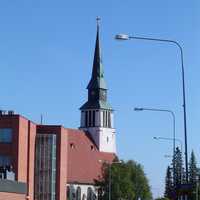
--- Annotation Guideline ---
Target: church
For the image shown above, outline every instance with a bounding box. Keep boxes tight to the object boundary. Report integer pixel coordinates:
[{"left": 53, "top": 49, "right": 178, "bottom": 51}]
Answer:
[{"left": 0, "top": 20, "right": 117, "bottom": 200}]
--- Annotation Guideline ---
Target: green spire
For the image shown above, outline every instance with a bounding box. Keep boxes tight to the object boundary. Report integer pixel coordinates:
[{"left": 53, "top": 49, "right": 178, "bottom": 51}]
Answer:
[
  {"left": 87, "top": 18, "right": 107, "bottom": 90},
  {"left": 80, "top": 18, "right": 112, "bottom": 111}
]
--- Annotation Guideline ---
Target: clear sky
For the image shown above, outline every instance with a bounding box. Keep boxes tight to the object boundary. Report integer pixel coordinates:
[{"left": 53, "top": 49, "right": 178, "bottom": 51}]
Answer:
[{"left": 0, "top": 0, "right": 199, "bottom": 198}]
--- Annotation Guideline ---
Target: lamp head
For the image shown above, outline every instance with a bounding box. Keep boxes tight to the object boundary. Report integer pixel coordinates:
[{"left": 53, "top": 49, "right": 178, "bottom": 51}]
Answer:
[
  {"left": 134, "top": 107, "right": 144, "bottom": 111},
  {"left": 115, "top": 34, "right": 130, "bottom": 40}
]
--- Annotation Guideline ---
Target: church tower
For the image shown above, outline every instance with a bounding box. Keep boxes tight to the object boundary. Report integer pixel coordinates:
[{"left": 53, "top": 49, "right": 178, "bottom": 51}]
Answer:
[{"left": 80, "top": 19, "right": 116, "bottom": 153}]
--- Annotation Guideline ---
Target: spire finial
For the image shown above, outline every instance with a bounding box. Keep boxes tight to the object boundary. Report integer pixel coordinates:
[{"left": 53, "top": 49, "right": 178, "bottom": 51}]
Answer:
[{"left": 96, "top": 16, "right": 101, "bottom": 26}]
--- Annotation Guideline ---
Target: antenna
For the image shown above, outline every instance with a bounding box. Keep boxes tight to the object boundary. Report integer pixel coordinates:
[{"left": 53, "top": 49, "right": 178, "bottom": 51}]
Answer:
[{"left": 40, "top": 114, "right": 43, "bottom": 125}]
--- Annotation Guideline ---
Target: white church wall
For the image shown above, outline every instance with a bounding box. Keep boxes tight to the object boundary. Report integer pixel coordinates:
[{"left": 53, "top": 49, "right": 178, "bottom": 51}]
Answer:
[
  {"left": 67, "top": 183, "right": 98, "bottom": 200},
  {"left": 99, "top": 127, "right": 116, "bottom": 153}
]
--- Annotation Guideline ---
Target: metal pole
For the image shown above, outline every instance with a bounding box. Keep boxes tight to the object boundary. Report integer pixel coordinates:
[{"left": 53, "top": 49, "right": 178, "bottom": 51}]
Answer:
[
  {"left": 109, "top": 164, "right": 111, "bottom": 200},
  {"left": 136, "top": 107, "right": 176, "bottom": 185},
  {"left": 129, "top": 36, "right": 188, "bottom": 183}
]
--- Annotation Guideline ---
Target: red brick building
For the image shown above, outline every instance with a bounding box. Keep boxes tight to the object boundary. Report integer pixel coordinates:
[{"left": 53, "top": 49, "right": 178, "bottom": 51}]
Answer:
[{"left": 0, "top": 21, "right": 116, "bottom": 200}]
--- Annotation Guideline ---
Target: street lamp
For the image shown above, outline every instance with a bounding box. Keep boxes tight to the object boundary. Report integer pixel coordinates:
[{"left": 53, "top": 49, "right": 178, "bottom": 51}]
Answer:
[
  {"left": 99, "top": 160, "right": 122, "bottom": 200},
  {"left": 134, "top": 107, "right": 176, "bottom": 157},
  {"left": 116, "top": 34, "right": 189, "bottom": 183},
  {"left": 134, "top": 107, "right": 176, "bottom": 187},
  {"left": 153, "top": 136, "right": 183, "bottom": 153}
]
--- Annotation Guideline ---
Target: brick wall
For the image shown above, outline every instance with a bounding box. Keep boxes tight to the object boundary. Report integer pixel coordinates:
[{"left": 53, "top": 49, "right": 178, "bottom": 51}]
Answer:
[{"left": 0, "top": 192, "right": 25, "bottom": 200}]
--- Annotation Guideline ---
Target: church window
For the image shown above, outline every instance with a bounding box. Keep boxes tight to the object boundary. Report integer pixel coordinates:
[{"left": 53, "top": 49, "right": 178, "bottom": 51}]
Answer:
[
  {"left": 103, "top": 111, "right": 106, "bottom": 127},
  {"left": 87, "top": 187, "right": 93, "bottom": 200},
  {"left": 90, "top": 145, "right": 94, "bottom": 150},
  {"left": 92, "top": 110, "right": 95, "bottom": 127},
  {"left": 85, "top": 111, "right": 88, "bottom": 127},
  {"left": 67, "top": 186, "right": 70, "bottom": 199},
  {"left": 98, "top": 188, "right": 103, "bottom": 200},
  {"left": 89, "top": 111, "right": 92, "bottom": 127},
  {"left": 108, "top": 112, "right": 111, "bottom": 128},
  {"left": 70, "top": 143, "right": 75, "bottom": 149},
  {"left": 76, "top": 187, "right": 81, "bottom": 200},
  {"left": 106, "top": 111, "right": 108, "bottom": 127},
  {"left": 107, "top": 137, "right": 109, "bottom": 143}
]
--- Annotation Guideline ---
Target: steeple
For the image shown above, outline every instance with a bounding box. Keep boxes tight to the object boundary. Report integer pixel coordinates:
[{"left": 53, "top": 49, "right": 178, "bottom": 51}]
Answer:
[
  {"left": 80, "top": 18, "right": 112, "bottom": 111},
  {"left": 79, "top": 18, "right": 116, "bottom": 153},
  {"left": 87, "top": 17, "right": 107, "bottom": 90}
]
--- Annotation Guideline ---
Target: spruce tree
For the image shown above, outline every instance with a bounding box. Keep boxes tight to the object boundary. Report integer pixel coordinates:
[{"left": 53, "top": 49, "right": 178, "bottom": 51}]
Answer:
[
  {"left": 189, "top": 150, "right": 198, "bottom": 185},
  {"left": 173, "top": 147, "right": 184, "bottom": 187},
  {"left": 164, "top": 166, "right": 173, "bottom": 199}
]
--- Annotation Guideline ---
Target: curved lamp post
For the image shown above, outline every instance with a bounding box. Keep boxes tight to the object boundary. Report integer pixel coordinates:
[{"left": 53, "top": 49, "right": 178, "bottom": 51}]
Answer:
[
  {"left": 134, "top": 107, "right": 176, "bottom": 186},
  {"left": 116, "top": 34, "right": 189, "bottom": 183}
]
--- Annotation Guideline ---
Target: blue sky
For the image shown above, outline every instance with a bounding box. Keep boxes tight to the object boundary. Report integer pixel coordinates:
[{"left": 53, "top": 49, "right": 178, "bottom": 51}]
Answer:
[{"left": 0, "top": 0, "right": 199, "bottom": 198}]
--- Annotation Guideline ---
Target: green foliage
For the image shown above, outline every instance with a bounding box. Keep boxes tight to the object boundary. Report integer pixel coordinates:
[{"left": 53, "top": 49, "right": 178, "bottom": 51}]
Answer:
[
  {"left": 164, "top": 166, "right": 173, "bottom": 199},
  {"left": 189, "top": 150, "right": 198, "bottom": 184},
  {"left": 96, "top": 160, "right": 152, "bottom": 200},
  {"left": 173, "top": 147, "right": 184, "bottom": 186},
  {"left": 188, "top": 150, "right": 199, "bottom": 200}
]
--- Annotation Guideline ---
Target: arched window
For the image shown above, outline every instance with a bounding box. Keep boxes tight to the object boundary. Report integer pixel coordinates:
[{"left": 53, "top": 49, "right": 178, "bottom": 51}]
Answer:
[
  {"left": 67, "top": 186, "right": 70, "bottom": 199},
  {"left": 82, "top": 194, "right": 86, "bottom": 200},
  {"left": 92, "top": 110, "right": 95, "bottom": 127},
  {"left": 87, "top": 187, "right": 93, "bottom": 200},
  {"left": 98, "top": 188, "right": 103, "bottom": 200},
  {"left": 85, "top": 111, "right": 88, "bottom": 127},
  {"left": 89, "top": 110, "right": 92, "bottom": 127},
  {"left": 76, "top": 187, "right": 81, "bottom": 200},
  {"left": 108, "top": 112, "right": 111, "bottom": 128}
]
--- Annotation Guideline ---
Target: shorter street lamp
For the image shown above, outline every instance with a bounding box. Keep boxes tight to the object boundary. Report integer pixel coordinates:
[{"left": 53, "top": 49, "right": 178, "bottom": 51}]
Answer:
[
  {"left": 99, "top": 160, "right": 122, "bottom": 200},
  {"left": 164, "top": 155, "right": 173, "bottom": 158},
  {"left": 134, "top": 107, "right": 176, "bottom": 160},
  {"left": 153, "top": 136, "right": 183, "bottom": 153},
  {"left": 134, "top": 107, "right": 177, "bottom": 191}
]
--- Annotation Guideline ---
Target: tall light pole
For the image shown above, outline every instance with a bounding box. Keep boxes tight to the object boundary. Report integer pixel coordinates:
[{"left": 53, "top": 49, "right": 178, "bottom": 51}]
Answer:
[
  {"left": 116, "top": 34, "right": 189, "bottom": 183},
  {"left": 99, "top": 160, "right": 122, "bottom": 200}
]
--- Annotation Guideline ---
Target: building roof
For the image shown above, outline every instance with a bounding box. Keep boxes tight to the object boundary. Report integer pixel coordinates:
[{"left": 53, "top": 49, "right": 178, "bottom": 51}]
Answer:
[{"left": 67, "top": 129, "right": 116, "bottom": 184}]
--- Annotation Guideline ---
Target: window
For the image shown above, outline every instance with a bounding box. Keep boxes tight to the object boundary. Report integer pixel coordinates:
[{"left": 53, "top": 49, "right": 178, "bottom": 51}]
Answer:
[
  {"left": 107, "top": 137, "right": 109, "bottom": 143},
  {"left": 0, "top": 128, "right": 12, "bottom": 143},
  {"left": 103, "top": 111, "right": 106, "bottom": 127},
  {"left": 106, "top": 111, "right": 108, "bottom": 127},
  {"left": 85, "top": 111, "right": 88, "bottom": 127},
  {"left": 87, "top": 187, "right": 93, "bottom": 200},
  {"left": 89, "top": 111, "right": 92, "bottom": 127},
  {"left": 76, "top": 187, "right": 81, "bottom": 200},
  {"left": 67, "top": 186, "right": 70, "bottom": 199},
  {"left": 108, "top": 112, "right": 111, "bottom": 128},
  {"left": 92, "top": 110, "right": 95, "bottom": 127},
  {"left": 0, "top": 155, "right": 11, "bottom": 166}
]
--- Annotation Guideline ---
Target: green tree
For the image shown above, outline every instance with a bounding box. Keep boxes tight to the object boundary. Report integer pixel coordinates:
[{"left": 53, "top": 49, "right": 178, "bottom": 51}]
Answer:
[
  {"left": 96, "top": 160, "right": 152, "bottom": 200},
  {"left": 155, "top": 198, "right": 170, "bottom": 200},
  {"left": 164, "top": 166, "right": 173, "bottom": 199},
  {"left": 173, "top": 147, "right": 184, "bottom": 187},
  {"left": 189, "top": 150, "right": 198, "bottom": 185},
  {"left": 188, "top": 151, "right": 198, "bottom": 200}
]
